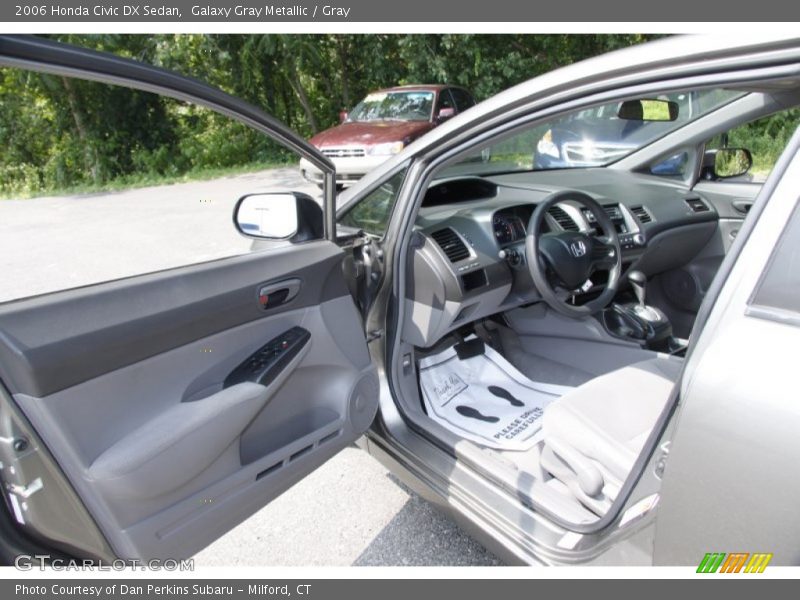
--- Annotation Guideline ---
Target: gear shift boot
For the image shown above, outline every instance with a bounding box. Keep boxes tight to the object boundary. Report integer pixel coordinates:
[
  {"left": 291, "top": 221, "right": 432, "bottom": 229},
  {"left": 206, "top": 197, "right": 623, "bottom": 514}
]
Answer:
[
  {"left": 631, "top": 303, "right": 663, "bottom": 322},
  {"left": 599, "top": 269, "right": 673, "bottom": 350}
]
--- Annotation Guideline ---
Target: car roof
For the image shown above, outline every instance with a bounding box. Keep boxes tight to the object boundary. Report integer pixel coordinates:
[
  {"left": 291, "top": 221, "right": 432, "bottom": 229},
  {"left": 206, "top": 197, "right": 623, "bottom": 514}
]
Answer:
[{"left": 376, "top": 84, "right": 455, "bottom": 94}]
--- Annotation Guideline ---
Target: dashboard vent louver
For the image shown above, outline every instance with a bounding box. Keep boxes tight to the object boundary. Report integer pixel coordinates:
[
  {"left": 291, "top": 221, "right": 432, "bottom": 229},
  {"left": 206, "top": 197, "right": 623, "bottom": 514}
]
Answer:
[
  {"left": 630, "top": 205, "right": 653, "bottom": 223},
  {"left": 603, "top": 205, "right": 623, "bottom": 220},
  {"left": 586, "top": 205, "right": 623, "bottom": 223},
  {"left": 430, "top": 228, "right": 470, "bottom": 262},
  {"left": 685, "top": 197, "right": 710, "bottom": 213},
  {"left": 548, "top": 206, "right": 579, "bottom": 231}
]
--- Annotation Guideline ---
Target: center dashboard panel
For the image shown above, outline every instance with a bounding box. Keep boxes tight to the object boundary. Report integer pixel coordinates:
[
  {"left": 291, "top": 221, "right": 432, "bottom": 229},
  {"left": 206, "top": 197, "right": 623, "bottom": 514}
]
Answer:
[{"left": 403, "top": 172, "right": 720, "bottom": 348}]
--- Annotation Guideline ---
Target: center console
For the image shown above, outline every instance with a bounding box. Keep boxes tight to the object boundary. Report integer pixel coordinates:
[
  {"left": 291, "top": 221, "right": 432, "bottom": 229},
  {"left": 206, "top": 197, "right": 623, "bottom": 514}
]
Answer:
[{"left": 599, "top": 270, "right": 686, "bottom": 354}]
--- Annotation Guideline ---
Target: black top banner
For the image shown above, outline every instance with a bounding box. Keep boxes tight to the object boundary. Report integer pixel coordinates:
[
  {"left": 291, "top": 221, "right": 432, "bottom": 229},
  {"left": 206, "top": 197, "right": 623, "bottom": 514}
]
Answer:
[{"left": 1, "top": 0, "right": 799, "bottom": 22}]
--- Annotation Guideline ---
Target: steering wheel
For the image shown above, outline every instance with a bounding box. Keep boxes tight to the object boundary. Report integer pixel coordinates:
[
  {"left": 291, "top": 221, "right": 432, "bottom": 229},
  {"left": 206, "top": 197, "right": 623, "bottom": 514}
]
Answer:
[{"left": 525, "top": 191, "right": 621, "bottom": 318}]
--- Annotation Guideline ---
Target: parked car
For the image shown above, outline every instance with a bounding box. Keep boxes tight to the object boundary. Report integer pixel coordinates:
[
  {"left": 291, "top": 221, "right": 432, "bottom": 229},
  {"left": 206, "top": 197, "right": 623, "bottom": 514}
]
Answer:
[
  {"left": 533, "top": 92, "right": 716, "bottom": 170},
  {"left": 1, "top": 34, "right": 800, "bottom": 568},
  {"left": 299, "top": 85, "right": 475, "bottom": 187}
]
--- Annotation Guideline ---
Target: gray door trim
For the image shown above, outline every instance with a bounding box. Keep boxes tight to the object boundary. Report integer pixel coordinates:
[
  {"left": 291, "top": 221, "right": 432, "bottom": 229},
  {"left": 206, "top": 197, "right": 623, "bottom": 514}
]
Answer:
[{"left": 0, "top": 242, "right": 349, "bottom": 398}]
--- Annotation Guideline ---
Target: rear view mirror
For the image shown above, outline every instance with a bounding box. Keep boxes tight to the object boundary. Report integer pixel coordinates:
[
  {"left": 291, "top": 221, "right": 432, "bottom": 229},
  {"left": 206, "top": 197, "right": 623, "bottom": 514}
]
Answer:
[
  {"left": 618, "top": 99, "right": 679, "bottom": 122},
  {"left": 712, "top": 147, "right": 753, "bottom": 179},
  {"left": 234, "top": 193, "right": 298, "bottom": 239}
]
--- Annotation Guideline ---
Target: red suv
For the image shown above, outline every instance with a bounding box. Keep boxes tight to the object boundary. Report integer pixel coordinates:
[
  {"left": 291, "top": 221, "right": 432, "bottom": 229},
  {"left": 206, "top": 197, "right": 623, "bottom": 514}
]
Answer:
[{"left": 300, "top": 84, "right": 475, "bottom": 187}]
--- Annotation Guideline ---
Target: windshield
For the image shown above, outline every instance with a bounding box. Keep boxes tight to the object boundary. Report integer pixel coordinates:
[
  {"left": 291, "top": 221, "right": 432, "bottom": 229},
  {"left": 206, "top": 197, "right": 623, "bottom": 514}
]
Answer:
[
  {"left": 348, "top": 90, "right": 435, "bottom": 122},
  {"left": 445, "top": 89, "right": 745, "bottom": 176}
]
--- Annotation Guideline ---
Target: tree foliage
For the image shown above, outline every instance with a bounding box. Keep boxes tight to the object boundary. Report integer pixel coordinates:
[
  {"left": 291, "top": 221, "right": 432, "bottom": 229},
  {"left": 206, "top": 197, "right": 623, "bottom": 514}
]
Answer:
[{"left": 1, "top": 34, "right": 662, "bottom": 196}]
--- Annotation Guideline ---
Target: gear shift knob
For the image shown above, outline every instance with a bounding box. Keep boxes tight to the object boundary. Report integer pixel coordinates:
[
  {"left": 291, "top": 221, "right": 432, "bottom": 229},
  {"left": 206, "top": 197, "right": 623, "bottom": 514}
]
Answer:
[{"left": 627, "top": 270, "right": 647, "bottom": 307}]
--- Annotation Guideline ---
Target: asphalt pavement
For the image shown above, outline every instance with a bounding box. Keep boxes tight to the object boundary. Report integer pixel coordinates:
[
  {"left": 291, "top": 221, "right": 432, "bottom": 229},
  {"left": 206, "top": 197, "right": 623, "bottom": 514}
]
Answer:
[{"left": 0, "top": 167, "right": 502, "bottom": 566}]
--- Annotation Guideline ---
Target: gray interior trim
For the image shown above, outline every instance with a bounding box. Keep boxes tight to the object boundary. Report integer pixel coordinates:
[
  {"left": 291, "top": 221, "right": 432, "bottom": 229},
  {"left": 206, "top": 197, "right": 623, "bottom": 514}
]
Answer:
[
  {"left": 0, "top": 242, "right": 347, "bottom": 397},
  {"left": 88, "top": 381, "right": 274, "bottom": 500},
  {"left": 13, "top": 295, "right": 377, "bottom": 559}
]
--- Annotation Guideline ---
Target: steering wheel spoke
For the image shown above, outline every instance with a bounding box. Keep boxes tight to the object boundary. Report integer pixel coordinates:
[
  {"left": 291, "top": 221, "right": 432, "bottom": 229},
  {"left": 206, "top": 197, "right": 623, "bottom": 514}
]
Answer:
[{"left": 591, "top": 236, "right": 618, "bottom": 269}]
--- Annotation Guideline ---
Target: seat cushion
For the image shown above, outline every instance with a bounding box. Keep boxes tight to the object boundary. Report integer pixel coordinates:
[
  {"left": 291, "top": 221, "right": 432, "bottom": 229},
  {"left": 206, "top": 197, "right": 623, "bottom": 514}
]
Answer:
[{"left": 541, "top": 356, "right": 682, "bottom": 506}]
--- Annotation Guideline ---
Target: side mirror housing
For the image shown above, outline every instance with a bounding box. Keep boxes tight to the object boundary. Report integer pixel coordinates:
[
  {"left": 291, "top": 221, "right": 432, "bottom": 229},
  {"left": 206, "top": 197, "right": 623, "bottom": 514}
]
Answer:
[
  {"left": 233, "top": 192, "right": 323, "bottom": 242},
  {"left": 339, "top": 110, "right": 349, "bottom": 124},
  {"left": 701, "top": 147, "right": 753, "bottom": 180},
  {"left": 618, "top": 99, "right": 679, "bottom": 122},
  {"left": 436, "top": 107, "right": 456, "bottom": 122}
]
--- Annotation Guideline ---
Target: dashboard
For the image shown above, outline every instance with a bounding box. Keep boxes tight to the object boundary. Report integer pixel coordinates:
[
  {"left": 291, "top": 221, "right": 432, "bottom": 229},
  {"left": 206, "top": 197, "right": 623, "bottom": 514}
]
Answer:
[{"left": 403, "top": 170, "right": 720, "bottom": 348}]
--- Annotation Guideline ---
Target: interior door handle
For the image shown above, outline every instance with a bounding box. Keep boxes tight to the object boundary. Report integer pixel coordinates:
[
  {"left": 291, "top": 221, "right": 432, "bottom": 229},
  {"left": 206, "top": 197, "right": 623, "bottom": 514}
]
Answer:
[
  {"left": 258, "top": 278, "right": 301, "bottom": 310},
  {"left": 732, "top": 199, "right": 753, "bottom": 215}
]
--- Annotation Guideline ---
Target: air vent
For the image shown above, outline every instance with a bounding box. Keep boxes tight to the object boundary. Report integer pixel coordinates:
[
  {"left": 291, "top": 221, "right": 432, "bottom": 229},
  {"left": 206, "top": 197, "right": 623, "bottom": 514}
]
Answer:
[
  {"left": 630, "top": 205, "right": 653, "bottom": 223},
  {"left": 585, "top": 205, "right": 623, "bottom": 223},
  {"left": 548, "top": 206, "right": 579, "bottom": 231},
  {"left": 685, "top": 197, "right": 710, "bottom": 213},
  {"left": 430, "top": 228, "right": 470, "bottom": 262},
  {"left": 604, "top": 205, "right": 623, "bottom": 220}
]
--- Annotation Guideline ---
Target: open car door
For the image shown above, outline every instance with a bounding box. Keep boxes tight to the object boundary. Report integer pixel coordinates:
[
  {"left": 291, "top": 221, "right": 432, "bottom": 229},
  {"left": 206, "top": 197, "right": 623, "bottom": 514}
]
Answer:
[{"left": 0, "top": 36, "right": 379, "bottom": 561}]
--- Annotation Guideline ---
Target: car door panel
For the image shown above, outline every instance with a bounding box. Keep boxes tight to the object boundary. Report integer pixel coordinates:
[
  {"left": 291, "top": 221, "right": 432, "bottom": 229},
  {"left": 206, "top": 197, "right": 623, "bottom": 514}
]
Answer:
[
  {"left": 654, "top": 131, "right": 800, "bottom": 565},
  {"left": 0, "top": 36, "right": 378, "bottom": 561},
  {"left": 1, "top": 241, "right": 378, "bottom": 559}
]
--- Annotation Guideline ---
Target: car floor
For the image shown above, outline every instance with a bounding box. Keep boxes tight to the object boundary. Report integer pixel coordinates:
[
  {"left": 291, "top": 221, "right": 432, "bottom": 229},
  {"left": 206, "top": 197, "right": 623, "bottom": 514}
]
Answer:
[
  {"left": 412, "top": 322, "right": 663, "bottom": 524},
  {"left": 495, "top": 325, "right": 595, "bottom": 387}
]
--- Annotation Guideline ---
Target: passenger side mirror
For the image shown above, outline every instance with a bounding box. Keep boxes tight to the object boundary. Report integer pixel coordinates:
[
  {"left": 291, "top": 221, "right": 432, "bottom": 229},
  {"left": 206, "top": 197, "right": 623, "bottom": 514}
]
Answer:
[
  {"left": 437, "top": 107, "right": 456, "bottom": 122},
  {"left": 233, "top": 192, "right": 323, "bottom": 241},
  {"left": 339, "top": 110, "right": 349, "bottom": 124},
  {"left": 618, "top": 99, "right": 679, "bottom": 122},
  {"left": 712, "top": 147, "right": 753, "bottom": 179}
]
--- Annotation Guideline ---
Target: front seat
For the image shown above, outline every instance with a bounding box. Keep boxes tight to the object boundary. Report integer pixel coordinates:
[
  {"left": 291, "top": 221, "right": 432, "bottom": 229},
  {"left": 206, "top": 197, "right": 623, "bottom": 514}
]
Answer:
[{"left": 539, "top": 356, "right": 682, "bottom": 515}]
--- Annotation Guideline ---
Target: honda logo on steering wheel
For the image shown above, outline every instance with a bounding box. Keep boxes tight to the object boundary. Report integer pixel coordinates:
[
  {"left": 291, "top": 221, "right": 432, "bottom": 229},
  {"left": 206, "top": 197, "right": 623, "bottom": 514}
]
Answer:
[{"left": 569, "top": 240, "right": 587, "bottom": 258}]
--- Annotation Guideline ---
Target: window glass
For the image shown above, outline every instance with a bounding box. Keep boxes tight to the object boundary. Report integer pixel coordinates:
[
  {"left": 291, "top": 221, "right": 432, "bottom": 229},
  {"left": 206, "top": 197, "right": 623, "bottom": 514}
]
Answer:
[
  {"left": 450, "top": 88, "right": 475, "bottom": 112},
  {"left": 444, "top": 88, "right": 743, "bottom": 175},
  {"left": 0, "top": 68, "right": 317, "bottom": 303},
  {"left": 750, "top": 200, "right": 800, "bottom": 316},
  {"left": 347, "top": 91, "right": 435, "bottom": 122},
  {"left": 650, "top": 151, "right": 689, "bottom": 176},
  {"left": 338, "top": 170, "right": 407, "bottom": 236},
  {"left": 436, "top": 89, "right": 456, "bottom": 112}
]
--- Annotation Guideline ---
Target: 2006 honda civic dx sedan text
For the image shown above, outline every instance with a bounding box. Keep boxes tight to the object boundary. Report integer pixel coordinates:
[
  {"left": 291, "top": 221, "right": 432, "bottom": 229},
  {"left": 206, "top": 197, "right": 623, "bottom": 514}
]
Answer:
[{"left": 0, "top": 34, "right": 799, "bottom": 567}]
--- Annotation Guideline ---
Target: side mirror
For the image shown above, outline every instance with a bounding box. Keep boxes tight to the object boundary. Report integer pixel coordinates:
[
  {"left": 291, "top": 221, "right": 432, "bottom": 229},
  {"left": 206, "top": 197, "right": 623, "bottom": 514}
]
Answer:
[
  {"left": 233, "top": 192, "right": 323, "bottom": 241},
  {"left": 618, "top": 99, "right": 679, "bottom": 122},
  {"left": 339, "top": 110, "right": 349, "bottom": 124},
  {"left": 713, "top": 147, "right": 753, "bottom": 179},
  {"left": 436, "top": 107, "right": 456, "bottom": 122}
]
